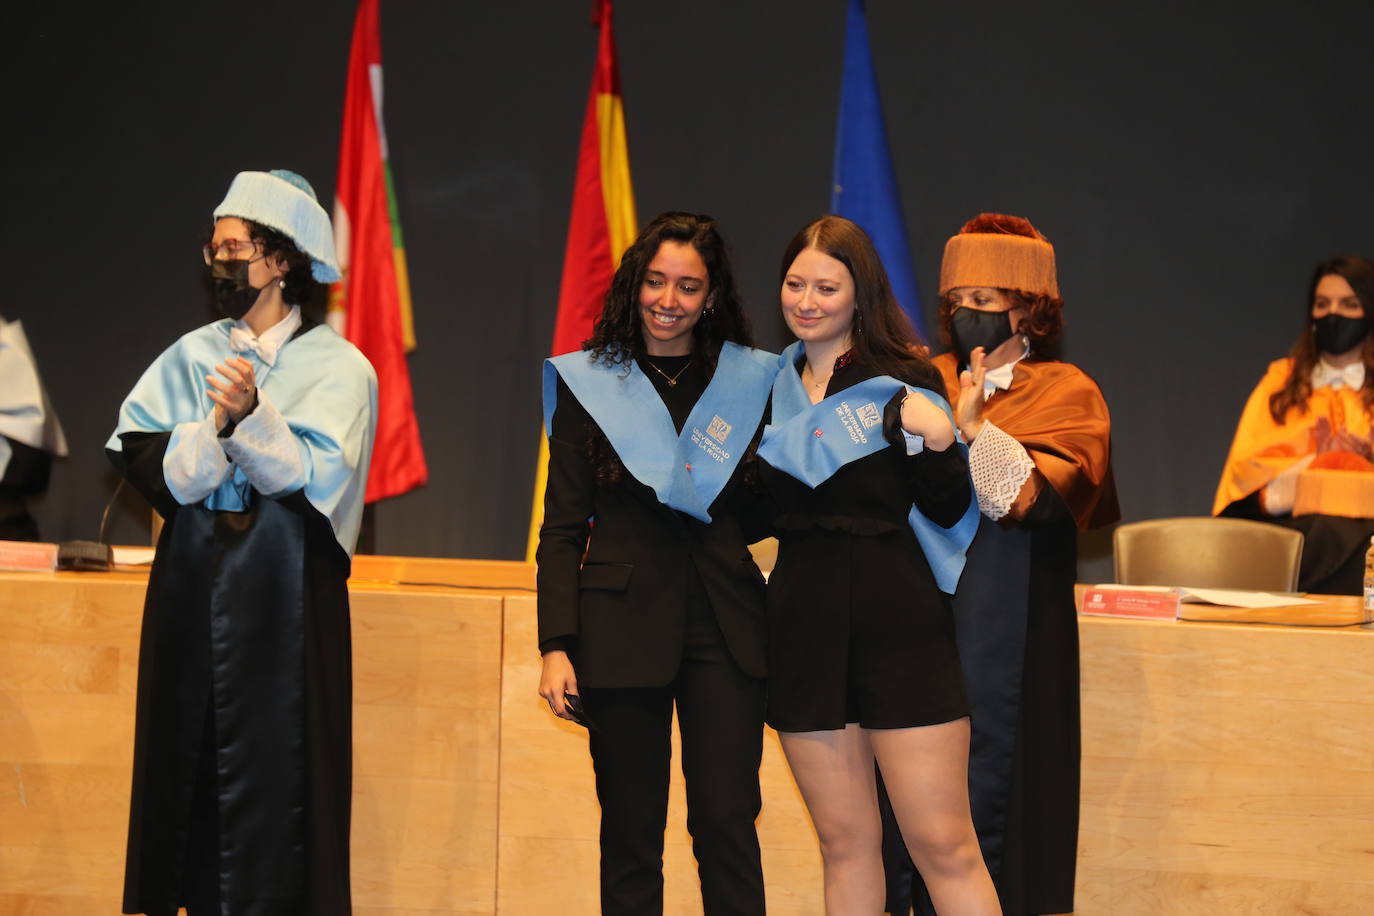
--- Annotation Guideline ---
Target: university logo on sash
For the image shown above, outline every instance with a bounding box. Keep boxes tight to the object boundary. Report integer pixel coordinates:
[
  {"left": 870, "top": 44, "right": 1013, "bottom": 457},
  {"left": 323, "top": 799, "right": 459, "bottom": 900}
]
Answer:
[{"left": 706, "top": 415, "right": 732, "bottom": 444}]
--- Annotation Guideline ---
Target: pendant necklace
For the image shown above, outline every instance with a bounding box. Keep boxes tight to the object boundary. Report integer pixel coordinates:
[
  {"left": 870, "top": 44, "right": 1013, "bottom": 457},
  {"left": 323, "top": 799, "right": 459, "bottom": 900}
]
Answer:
[{"left": 645, "top": 357, "right": 692, "bottom": 387}]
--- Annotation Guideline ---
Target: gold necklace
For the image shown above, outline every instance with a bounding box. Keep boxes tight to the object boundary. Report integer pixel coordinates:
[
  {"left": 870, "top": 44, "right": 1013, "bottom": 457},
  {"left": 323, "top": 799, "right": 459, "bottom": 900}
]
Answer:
[
  {"left": 644, "top": 357, "right": 692, "bottom": 387},
  {"left": 803, "top": 362, "right": 829, "bottom": 390}
]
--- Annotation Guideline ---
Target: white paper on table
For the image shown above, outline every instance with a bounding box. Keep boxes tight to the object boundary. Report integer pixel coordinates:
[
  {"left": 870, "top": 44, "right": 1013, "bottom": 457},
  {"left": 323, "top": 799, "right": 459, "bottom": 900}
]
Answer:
[
  {"left": 110, "top": 546, "right": 156, "bottom": 566},
  {"left": 1091, "top": 583, "right": 1319, "bottom": 608},
  {"left": 1175, "top": 587, "right": 1320, "bottom": 608}
]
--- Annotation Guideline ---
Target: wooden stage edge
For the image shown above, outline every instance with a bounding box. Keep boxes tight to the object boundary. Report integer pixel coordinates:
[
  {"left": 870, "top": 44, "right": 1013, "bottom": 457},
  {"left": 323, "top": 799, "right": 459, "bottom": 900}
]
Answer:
[{"left": 1, "top": 556, "right": 1371, "bottom": 914}]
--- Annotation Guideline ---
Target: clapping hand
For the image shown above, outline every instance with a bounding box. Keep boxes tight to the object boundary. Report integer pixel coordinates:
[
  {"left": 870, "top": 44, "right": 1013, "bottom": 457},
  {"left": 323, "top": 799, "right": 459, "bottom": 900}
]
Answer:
[
  {"left": 207, "top": 356, "right": 257, "bottom": 429},
  {"left": 955, "top": 347, "right": 988, "bottom": 443}
]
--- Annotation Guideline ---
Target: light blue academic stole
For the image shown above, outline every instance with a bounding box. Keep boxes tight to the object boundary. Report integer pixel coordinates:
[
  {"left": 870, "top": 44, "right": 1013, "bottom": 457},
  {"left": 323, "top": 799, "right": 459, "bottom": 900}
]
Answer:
[
  {"left": 757, "top": 341, "right": 978, "bottom": 593},
  {"left": 108, "top": 319, "right": 377, "bottom": 555},
  {"left": 543, "top": 342, "right": 779, "bottom": 522}
]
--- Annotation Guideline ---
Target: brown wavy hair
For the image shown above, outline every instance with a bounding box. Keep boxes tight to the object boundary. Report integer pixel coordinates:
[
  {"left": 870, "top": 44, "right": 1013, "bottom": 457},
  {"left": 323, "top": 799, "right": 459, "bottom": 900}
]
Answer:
[
  {"left": 1268, "top": 254, "right": 1374, "bottom": 422},
  {"left": 779, "top": 215, "right": 935, "bottom": 380}
]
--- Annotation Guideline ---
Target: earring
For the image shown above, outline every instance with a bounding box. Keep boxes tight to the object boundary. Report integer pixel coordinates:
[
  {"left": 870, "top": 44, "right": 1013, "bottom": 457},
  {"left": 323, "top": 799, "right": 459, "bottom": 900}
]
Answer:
[{"left": 278, "top": 279, "right": 286, "bottom": 289}]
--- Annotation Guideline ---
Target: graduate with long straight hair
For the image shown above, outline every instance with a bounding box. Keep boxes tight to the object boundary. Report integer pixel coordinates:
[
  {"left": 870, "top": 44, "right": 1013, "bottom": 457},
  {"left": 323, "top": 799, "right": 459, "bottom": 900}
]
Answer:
[
  {"left": 756, "top": 215, "right": 999, "bottom": 915},
  {"left": 1215, "top": 254, "right": 1374, "bottom": 594},
  {"left": 536, "top": 211, "right": 777, "bottom": 914}
]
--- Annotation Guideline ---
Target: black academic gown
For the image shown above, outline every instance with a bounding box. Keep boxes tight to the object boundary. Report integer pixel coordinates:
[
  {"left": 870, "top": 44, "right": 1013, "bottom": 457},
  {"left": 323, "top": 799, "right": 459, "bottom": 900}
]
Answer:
[
  {"left": 110, "top": 324, "right": 354, "bottom": 916},
  {"left": 0, "top": 435, "right": 50, "bottom": 540}
]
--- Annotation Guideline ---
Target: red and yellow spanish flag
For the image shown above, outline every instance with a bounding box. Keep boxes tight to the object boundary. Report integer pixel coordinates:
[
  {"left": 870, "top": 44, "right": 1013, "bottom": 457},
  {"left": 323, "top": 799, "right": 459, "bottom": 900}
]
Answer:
[
  {"left": 526, "top": 0, "right": 638, "bottom": 559},
  {"left": 331, "top": 0, "right": 427, "bottom": 503}
]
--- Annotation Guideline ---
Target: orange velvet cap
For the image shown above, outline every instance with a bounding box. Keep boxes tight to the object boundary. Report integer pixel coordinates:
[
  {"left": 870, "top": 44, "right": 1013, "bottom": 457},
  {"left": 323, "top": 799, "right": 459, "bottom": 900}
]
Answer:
[{"left": 938, "top": 214, "right": 1060, "bottom": 299}]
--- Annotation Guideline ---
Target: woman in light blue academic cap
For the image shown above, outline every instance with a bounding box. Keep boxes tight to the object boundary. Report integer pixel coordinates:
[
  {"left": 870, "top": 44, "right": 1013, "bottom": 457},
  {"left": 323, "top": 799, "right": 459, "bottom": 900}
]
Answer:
[{"left": 109, "top": 169, "right": 377, "bottom": 916}]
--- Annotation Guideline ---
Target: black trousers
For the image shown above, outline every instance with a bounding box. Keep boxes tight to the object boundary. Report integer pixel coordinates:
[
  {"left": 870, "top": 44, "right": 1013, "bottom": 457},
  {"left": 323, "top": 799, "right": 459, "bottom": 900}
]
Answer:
[{"left": 581, "top": 574, "right": 766, "bottom": 916}]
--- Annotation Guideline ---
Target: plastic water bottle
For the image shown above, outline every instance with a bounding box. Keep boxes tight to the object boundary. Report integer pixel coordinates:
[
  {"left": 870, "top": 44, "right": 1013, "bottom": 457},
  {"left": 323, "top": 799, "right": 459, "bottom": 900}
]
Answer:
[{"left": 1364, "top": 535, "right": 1374, "bottom": 628}]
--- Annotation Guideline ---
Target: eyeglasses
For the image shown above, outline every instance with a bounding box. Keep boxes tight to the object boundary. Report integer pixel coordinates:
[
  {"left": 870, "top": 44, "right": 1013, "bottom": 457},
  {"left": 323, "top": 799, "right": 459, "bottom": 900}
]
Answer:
[{"left": 202, "top": 239, "right": 262, "bottom": 264}]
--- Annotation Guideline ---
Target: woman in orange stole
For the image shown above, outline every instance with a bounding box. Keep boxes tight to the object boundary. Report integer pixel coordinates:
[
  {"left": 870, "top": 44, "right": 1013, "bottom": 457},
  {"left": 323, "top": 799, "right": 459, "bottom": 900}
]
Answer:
[
  {"left": 1214, "top": 254, "right": 1374, "bottom": 595},
  {"left": 883, "top": 214, "right": 1119, "bottom": 916}
]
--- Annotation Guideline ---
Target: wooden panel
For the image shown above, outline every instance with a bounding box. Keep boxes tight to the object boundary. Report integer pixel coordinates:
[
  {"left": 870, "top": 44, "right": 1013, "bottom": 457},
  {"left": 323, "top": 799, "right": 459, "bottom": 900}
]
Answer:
[
  {"left": 350, "top": 589, "right": 502, "bottom": 912},
  {"left": 0, "top": 564, "right": 509, "bottom": 916},
  {"left": 1074, "top": 866, "right": 1374, "bottom": 916},
  {"left": 350, "top": 590, "right": 503, "bottom": 710},
  {"left": 1076, "top": 612, "right": 1374, "bottom": 911},
  {"left": 7, "top": 566, "right": 1371, "bottom": 914},
  {"left": 351, "top": 776, "right": 497, "bottom": 912},
  {"left": 0, "top": 763, "right": 130, "bottom": 849},
  {"left": 0, "top": 894, "right": 121, "bottom": 916},
  {"left": 0, "top": 643, "right": 120, "bottom": 694},
  {"left": 0, "top": 576, "right": 145, "bottom": 646}
]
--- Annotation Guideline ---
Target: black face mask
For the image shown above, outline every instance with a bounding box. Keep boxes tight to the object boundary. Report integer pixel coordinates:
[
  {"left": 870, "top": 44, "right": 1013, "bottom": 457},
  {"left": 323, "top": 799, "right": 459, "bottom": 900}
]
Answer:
[
  {"left": 949, "top": 307, "right": 1014, "bottom": 364},
  {"left": 209, "top": 258, "right": 263, "bottom": 320},
  {"left": 1313, "top": 313, "right": 1367, "bottom": 356}
]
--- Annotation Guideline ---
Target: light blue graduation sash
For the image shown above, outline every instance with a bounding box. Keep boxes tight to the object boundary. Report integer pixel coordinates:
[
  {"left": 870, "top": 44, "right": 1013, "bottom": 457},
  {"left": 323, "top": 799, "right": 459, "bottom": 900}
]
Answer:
[
  {"left": 543, "top": 342, "right": 779, "bottom": 522},
  {"left": 757, "top": 341, "right": 978, "bottom": 593}
]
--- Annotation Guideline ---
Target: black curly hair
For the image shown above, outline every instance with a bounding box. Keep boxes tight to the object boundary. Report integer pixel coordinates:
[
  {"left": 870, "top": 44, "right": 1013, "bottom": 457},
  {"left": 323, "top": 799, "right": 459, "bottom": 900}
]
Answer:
[
  {"left": 244, "top": 221, "right": 324, "bottom": 309},
  {"left": 582, "top": 211, "right": 758, "bottom": 486},
  {"left": 583, "top": 211, "right": 754, "bottom": 375}
]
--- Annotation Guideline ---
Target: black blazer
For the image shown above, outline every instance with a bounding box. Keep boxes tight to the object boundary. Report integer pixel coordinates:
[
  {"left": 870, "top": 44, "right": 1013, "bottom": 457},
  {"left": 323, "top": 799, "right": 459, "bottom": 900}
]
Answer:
[{"left": 536, "top": 372, "right": 768, "bottom": 689}]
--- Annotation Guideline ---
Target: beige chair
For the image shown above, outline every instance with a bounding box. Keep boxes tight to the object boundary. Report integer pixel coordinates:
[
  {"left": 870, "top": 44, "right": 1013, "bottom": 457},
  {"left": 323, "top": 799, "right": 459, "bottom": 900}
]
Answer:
[{"left": 1112, "top": 516, "right": 1304, "bottom": 591}]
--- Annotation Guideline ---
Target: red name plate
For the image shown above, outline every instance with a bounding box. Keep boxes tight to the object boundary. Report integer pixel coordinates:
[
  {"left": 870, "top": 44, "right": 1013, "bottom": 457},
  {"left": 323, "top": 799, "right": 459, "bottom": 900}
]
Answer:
[
  {"left": 1079, "top": 586, "right": 1180, "bottom": 620},
  {"left": 0, "top": 540, "right": 59, "bottom": 572}
]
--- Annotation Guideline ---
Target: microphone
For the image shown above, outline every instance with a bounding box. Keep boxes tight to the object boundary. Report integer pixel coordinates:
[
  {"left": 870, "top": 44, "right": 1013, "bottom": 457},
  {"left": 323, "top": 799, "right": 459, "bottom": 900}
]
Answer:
[{"left": 56, "top": 479, "right": 124, "bottom": 571}]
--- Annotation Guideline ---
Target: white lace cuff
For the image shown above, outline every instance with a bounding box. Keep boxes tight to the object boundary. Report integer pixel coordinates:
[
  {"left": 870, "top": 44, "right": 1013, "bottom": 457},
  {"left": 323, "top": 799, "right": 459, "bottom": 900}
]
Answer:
[
  {"left": 164, "top": 412, "right": 232, "bottom": 505},
  {"left": 220, "top": 392, "right": 307, "bottom": 497},
  {"left": 968, "top": 420, "right": 1035, "bottom": 521}
]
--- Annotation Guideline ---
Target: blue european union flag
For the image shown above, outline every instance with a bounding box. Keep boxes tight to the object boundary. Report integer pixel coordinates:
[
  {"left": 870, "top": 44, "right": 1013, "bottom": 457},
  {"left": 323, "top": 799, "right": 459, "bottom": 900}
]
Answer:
[{"left": 831, "top": 0, "right": 924, "bottom": 337}]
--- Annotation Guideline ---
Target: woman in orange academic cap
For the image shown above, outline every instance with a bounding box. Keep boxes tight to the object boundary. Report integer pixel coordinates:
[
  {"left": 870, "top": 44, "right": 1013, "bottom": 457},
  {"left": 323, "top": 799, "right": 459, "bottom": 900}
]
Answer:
[{"left": 886, "top": 213, "right": 1119, "bottom": 916}]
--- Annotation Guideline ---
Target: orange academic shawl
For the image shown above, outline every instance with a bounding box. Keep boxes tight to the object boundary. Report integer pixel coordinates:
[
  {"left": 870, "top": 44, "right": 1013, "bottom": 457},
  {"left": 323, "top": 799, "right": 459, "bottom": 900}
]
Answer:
[
  {"left": 1213, "top": 357, "right": 1374, "bottom": 515},
  {"left": 933, "top": 355, "right": 1120, "bottom": 531}
]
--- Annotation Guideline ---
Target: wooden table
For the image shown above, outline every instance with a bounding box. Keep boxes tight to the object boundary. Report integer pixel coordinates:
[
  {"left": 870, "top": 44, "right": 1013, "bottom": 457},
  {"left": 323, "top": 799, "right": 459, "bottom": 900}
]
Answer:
[
  {"left": 3, "top": 561, "right": 1371, "bottom": 913},
  {"left": 1075, "top": 590, "right": 1374, "bottom": 913}
]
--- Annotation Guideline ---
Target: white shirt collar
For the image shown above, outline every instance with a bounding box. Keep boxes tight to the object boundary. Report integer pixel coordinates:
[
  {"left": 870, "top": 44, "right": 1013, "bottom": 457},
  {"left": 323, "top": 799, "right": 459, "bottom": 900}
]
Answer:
[
  {"left": 228, "top": 305, "right": 301, "bottom": 367},
  {"left": 978, "top": 338, "right": 1031, "bottom": 401},
  {"left": 1311, "top": 358, "right": 1364, "bottom": 391}
]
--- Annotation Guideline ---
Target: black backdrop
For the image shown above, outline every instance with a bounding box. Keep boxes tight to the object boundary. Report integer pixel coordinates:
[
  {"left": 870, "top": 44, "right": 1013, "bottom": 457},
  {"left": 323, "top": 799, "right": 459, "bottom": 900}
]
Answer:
[{"left": 6, "top": 1, "right": 1371, "bottom": 580}]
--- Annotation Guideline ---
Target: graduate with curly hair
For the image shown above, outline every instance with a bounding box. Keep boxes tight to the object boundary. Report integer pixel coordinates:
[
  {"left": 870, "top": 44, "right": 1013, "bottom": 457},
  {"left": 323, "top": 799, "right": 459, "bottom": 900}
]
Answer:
[{"left": 535, "top": 211, "right": 778, "bottom": 914}]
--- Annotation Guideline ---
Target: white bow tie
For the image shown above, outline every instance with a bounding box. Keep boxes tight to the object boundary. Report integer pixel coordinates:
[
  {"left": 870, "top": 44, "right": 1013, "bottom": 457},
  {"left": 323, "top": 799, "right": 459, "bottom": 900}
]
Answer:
[
  {"left": 228, "top": 326, "right": 280, "bottom": 366},
  {"left": 1312, "top": 361, "right": 1364, "bottom": 390}
]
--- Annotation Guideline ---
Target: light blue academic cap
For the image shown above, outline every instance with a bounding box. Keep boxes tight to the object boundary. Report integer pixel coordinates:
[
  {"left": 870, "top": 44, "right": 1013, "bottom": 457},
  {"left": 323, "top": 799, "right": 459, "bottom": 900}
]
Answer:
[{"left": 213, "top": 169, "right": 341, "bottom": 283}]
